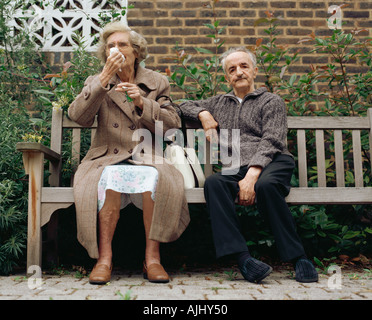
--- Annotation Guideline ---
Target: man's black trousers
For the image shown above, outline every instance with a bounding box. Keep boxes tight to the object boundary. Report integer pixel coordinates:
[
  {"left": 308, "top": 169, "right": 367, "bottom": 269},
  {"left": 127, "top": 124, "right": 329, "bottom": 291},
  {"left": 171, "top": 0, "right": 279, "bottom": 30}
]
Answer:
[{"left": 204, "top": 154, "right": 305, "bottom": 262}]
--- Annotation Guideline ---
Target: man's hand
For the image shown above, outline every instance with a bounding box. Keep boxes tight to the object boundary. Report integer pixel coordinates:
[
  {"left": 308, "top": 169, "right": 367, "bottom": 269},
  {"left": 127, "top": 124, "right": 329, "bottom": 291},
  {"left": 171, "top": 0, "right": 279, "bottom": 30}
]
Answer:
[
  {"left": 198, "top": 110, "right": 219, "bottom": 142},
  {"left": 238, "top": 166, "right": 262, "bottom": 206}
]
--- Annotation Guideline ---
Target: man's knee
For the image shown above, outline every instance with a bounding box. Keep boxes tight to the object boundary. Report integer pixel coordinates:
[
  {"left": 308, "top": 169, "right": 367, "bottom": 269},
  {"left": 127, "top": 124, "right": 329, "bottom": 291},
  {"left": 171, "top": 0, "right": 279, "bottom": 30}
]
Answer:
[
  {"left": 255, "top": 176, "right": 275, "bottom": 196},
  {"left": 255, "top": 176, "right": 290, "bottom": 199},
  {"left": 204, "top": 173, "right": 224, "bottom": 190}
]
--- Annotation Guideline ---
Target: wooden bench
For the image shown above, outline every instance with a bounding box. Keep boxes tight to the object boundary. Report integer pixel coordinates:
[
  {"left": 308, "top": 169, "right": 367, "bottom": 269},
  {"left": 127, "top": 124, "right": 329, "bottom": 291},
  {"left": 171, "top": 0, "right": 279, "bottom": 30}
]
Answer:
[{"left": 16, "top": 107, "right": 372, "bottom": 272}]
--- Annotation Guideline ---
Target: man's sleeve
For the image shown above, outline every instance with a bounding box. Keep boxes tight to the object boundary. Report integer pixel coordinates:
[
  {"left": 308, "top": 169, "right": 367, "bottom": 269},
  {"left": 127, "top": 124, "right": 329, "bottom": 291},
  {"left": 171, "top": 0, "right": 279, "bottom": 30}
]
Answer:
[{"left": 179, "top": 96, "right": 218, "bottom": 121}]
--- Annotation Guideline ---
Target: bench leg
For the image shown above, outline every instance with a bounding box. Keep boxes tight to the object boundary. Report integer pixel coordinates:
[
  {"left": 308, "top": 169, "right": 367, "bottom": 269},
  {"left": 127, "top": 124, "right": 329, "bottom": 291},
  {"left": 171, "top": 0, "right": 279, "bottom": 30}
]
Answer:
[{"left": 23, "top": 151, "right": 44, "bottom": 274}]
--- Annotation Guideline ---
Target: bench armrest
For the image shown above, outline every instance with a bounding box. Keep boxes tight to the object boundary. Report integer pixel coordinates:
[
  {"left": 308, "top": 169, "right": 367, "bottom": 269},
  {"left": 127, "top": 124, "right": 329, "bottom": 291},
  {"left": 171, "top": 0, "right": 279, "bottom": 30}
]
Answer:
[{"left": 16, "top": 142, "right": 61, "bottom": 162}]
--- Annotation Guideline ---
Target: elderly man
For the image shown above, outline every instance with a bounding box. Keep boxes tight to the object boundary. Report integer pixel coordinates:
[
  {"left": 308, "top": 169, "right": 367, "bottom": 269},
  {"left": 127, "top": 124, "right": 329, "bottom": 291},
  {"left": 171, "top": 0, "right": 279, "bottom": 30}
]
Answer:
[{"left": 180, "top": 47, "right": 318, "bottom": 283}]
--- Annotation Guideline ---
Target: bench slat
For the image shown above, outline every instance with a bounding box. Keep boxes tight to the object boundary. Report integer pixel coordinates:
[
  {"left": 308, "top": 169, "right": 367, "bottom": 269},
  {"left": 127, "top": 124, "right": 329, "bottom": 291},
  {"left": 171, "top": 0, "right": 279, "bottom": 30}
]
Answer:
[
  {"left": 63, "top": 116, "right": 98, "bottom": 128},
  {"left": 334, "top": 130, "right": 345, "bottom": 187},
  {"left": 297, "top": 129, "right": 308, "bottom": 187},
  {"left": 315, "top": 130, "right": 326, "bottom": 187},
  {"left": 288, "top": 117, "right": 369, "bottom": 129},
  {"left": 286, "top": 187, "right": 372, "bottom": 205},
  {"left": 72, "top": 128, "right": 81, "bottom": 173},
  {"left": 41, "top": 186, "right": 372, "bottom": 205},
  {"left": 352, "top": 130, "right": 364, "bottom": 187}
]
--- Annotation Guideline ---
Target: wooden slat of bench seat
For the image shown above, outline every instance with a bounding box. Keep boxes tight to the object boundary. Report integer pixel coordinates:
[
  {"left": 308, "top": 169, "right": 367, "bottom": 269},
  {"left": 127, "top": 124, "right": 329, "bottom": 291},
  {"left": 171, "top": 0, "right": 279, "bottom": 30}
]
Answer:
[
  {"left": 42, "top": 186, "right": 372, "bottom": 205},
  {"left": 288, "top": 117, "right": 369, "bottom": 129},
  {"left": 286, "top": 187, "right": 372, "bottom": 205},
  {"left": 41, "top": 187, "right": 209, "bottom": 204},
  {"left": 183, "top": 187, "right": 372, "bottom": 205}
]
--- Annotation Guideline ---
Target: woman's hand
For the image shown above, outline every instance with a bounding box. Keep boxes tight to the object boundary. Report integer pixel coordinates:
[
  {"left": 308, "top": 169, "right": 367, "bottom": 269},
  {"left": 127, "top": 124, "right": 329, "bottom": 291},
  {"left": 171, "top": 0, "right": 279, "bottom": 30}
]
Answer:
[
  {"left": 116, "top": 82, "right": 144, "bottom": 109},
  {"left": 99, "top": 51, "right": 125, "bottom": 88}
]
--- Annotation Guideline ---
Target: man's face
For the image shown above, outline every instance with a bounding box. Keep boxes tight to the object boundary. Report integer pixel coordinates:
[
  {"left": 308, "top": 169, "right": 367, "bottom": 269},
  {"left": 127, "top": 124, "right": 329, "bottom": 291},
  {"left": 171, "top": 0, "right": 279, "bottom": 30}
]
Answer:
[{"left": 224, "top": 51, "right": 258, "bottom": 94}]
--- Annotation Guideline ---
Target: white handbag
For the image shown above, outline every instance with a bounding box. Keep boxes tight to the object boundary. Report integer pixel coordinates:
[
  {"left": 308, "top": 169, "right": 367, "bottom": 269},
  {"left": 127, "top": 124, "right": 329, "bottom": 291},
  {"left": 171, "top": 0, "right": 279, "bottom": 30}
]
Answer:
[
  {"left": 157, "top": 95, "right": 206, "bottom": 190},
  {"left": 164, "top": 144, "right": 205, "bottom": 189}
]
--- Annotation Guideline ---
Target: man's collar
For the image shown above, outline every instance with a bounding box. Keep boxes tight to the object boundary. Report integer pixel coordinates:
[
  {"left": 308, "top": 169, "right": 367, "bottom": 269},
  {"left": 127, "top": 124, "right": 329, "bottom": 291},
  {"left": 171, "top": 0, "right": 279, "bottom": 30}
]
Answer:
[{"left": 225, "top": 86, "right": 268, "bottom": 100}]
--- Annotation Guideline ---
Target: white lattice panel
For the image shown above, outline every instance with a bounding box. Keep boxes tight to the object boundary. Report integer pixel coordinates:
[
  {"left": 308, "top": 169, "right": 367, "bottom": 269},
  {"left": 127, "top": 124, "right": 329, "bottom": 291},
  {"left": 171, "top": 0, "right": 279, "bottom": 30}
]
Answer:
[{"left": 9, "top": 0, "right": 128, "bottom": 52}]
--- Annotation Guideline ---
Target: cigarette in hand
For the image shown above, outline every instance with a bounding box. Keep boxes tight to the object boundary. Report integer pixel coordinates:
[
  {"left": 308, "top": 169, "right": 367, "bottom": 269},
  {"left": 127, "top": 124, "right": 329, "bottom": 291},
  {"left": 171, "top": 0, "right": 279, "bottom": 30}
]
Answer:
[{"left": 118, "top": 85, "right": 133, "bottom": 102}]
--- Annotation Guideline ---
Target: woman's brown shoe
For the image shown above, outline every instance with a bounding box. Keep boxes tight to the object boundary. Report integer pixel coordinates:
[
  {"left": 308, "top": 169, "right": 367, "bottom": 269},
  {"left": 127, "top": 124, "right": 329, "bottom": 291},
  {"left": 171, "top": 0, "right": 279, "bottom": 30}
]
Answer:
[
  {"left": 89, "top": 264, "right": 112, "bottom": 285},
  {"left": 143, "top": 261, "right": 169, "bottom": 283}
]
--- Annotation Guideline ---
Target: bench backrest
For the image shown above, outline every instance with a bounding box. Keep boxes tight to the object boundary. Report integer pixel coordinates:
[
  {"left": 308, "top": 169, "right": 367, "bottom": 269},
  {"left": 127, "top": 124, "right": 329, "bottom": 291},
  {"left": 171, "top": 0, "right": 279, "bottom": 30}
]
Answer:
[{"left": 50, "top": 107, "right": 372, "bottom": 189}]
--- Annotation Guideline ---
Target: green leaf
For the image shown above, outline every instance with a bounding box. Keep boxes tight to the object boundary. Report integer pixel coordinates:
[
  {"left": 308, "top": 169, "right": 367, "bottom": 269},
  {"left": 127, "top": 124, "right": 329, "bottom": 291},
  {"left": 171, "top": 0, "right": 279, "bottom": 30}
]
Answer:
[
  {"left": 194, "top": 47, "right": 214, "bottom": 55},
  {"left": 37, "top": 96, "right": 52, "bottom": 106},
  {"left": 254, "top": 18, "right": 269, "bottom": 27},
  {"left": 33, "top": 89, "right": 53, "bottom": 95},
  {"left": 313, "top": 257, "right": 324, "bottom": 268},
  {"left": 289, "top": 74, "right": 297, "bottom": 86},
  {"left": 343, "top": 231, "right": 360, "bottom": 240},
  {"left": 204, "top": 23, "right": 215, "bottom": 30}
]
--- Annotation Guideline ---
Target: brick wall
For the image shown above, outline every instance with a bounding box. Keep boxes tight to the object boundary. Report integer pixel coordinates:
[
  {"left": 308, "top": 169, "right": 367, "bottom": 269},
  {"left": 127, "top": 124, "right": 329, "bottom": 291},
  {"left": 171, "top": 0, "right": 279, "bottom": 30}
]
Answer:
[{"left": 51, "top": 0, "right": 371, "bottom": 98}]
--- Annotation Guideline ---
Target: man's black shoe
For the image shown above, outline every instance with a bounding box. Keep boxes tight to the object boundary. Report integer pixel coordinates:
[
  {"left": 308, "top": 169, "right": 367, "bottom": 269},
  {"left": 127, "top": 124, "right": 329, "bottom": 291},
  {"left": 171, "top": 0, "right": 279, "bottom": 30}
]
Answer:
[
  {"left": 239, "top": 257, "right": 272, "bottom": 283},
  {"left": 295, "top": 258, "right": 318, "bottom": 283}
]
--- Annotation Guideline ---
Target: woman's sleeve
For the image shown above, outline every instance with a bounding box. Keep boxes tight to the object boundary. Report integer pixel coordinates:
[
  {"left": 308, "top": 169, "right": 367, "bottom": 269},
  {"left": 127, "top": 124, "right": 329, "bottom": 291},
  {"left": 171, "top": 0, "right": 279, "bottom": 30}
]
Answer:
[
  {"left": 135, "top": 75, "right": 181, "bottom": 132},
  {"left": 68, "top": 75, "right": 109, "bottom": 126}
]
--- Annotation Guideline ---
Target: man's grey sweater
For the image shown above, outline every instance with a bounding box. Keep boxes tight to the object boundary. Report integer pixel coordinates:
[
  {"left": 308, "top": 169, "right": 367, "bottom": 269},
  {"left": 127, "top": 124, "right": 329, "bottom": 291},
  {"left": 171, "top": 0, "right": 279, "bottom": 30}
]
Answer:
[{"left": 179, "top": 87, "right": 293, "bottom": 171}]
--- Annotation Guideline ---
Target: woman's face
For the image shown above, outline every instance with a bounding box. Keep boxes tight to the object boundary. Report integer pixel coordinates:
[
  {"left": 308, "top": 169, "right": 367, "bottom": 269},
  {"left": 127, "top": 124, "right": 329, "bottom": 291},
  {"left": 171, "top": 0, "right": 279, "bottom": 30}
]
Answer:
[{"left": 105, "top": 31, "right": 138, "bottom": 69}]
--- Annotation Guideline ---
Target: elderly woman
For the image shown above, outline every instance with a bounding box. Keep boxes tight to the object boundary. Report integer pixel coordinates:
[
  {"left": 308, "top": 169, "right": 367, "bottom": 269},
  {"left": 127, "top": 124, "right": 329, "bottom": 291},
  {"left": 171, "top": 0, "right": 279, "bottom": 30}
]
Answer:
[{"left": 68, "top": 22, "right": 190, "bottom": 285}]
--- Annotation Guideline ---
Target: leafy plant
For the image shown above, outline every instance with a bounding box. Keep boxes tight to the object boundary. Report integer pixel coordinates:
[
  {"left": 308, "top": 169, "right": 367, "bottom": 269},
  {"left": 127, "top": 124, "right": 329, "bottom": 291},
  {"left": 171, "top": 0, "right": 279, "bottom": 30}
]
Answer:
[
  {"left": 115, "top": 289, "right": 133, "bottom": 300},
  {"left": 167, "top": 0, "right": 229, "bottom": 100},
  {"left": 290, "top": 27, "right": 372, "bottom": 116},
  {"left": 41, "top": 35, "right": 102, "bottom": 113},
  {"left": 224, "top": 269, "right": 238, "bottom": 281},
  {"left": 252, "top": 11, "right": 300, "bottom": 93}
]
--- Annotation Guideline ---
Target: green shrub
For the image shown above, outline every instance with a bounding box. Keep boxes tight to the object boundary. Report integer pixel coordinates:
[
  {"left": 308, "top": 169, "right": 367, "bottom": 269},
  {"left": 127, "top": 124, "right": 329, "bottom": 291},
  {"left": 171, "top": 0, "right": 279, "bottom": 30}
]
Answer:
[{"left": 0, "top": 0, "right": 50, "bottom": 274}]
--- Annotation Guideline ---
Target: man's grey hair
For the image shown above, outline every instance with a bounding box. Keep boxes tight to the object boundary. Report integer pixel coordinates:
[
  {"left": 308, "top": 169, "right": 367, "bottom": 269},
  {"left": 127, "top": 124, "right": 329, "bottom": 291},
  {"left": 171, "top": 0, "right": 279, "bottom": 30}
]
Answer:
[{"left": 220, "top": 47, "right": 257, "bottom": 73}]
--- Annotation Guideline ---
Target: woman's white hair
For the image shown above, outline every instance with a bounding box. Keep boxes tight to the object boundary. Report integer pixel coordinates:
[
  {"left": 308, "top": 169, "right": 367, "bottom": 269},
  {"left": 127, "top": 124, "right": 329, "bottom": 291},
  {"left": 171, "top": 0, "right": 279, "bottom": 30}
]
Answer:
[
  {"left": 96, "top": 21, "right": 148, "bottom": 65},
  {"left": 220, "top": 47, "right": 257, "bottom": 73}
]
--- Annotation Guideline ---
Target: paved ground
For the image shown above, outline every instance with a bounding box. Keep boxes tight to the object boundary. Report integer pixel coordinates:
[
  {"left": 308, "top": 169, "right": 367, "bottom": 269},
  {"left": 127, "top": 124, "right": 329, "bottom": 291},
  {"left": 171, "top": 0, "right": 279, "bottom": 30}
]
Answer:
[{"left": 1, "top": 264, "right": 371, "bottom": 301}]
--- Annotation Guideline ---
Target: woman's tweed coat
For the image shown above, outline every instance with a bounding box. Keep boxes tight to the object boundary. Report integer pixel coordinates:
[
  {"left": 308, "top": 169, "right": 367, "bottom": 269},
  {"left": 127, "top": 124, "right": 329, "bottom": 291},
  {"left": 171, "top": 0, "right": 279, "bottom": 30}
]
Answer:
[{"left": 68, "top": 66, "right": 190, "bottom": 259}]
